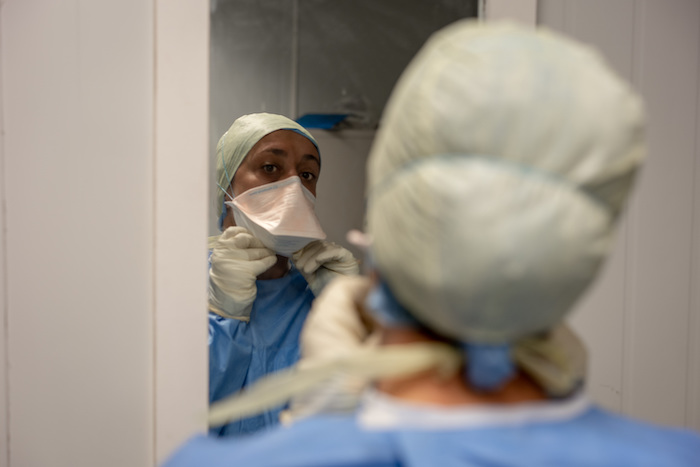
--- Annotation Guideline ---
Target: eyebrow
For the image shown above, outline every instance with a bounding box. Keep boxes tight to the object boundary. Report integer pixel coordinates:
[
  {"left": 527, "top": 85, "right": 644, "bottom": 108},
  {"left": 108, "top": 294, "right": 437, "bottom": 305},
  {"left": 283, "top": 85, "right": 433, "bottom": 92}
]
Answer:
[
  {"left": 303, "top": 153, "right": 321, "bottom": 167},
  {"left": 262, "top": 148, "right": 320, "bottom": 167}
]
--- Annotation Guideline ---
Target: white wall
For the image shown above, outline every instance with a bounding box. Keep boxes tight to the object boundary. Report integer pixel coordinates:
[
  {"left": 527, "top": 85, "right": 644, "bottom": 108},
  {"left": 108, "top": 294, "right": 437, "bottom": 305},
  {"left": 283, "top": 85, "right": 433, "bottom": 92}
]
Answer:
[
  {"left": 154, "top": 1, "right": 210, "bottom": 462},
  {"left": 311, "top": 130, "right": 374, "bottom": 258},
  {"left": 484, "top": 0, "right": 537, "bottom": 25},
  {"left": 539, "top": 0, "right": 700, "bottom": 430},
  {"left": 0, "top": 2, "right": 208, "bottom": 466},
  {"left": 2, "top": 2, "right": 155, "bottom": 465}
]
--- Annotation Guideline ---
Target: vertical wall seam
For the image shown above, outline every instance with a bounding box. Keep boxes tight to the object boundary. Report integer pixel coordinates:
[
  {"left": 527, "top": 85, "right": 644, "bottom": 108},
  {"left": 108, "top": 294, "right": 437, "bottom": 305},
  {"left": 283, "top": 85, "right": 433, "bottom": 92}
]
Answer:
[
  {"left": 477, "top": 0, "right": 486, "bottom": 21},
  {"left": 152, "top": 0, "right": 159, "bottom": 464},
  {"left": 684, "top": 0, "right": 700, "bottom": 430},
  {"left": 621, "top": 0, "right": 644, "bottom": 416},
  {"left": 619, "top": 0, "right": 635, "bottom": 415},
  {"left": 289, "top": 0, "right": 299, "bottom": 118},
  {"left": 0, "top": 1, "right": 11, "bottom": 463}
]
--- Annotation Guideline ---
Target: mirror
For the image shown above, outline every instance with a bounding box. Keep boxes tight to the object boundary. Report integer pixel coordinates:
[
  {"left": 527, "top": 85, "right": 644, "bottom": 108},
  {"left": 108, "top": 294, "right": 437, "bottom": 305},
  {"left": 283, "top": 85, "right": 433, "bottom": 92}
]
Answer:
[
  {"left": 209, "top": 0, "right": 479, "bottom": 254},
  {"left": 206, "top": 0, "right": 479, "bottom": 436}
]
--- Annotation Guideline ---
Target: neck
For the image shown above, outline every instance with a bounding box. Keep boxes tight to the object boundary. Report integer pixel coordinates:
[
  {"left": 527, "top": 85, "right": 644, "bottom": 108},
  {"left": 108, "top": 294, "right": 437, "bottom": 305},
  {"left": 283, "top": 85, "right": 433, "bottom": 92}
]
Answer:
[
  {"left": 376, "top": 328, "right": 547, "bottom": 406},
  {"left": 257, "top": 255, "right": 289, "bottom": 280}
]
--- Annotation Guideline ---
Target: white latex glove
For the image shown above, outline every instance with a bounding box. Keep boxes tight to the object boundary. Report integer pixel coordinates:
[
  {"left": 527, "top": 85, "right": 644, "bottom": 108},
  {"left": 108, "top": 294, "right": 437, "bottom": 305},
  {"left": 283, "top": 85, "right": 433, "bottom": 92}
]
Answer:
[
  {"left": 281, "top": 275, "right": 379, "bottom": 423},
  {"left": 292, "top": 240, "right": 359, "bottom": 296},
  {"left": 209, "top": 226, "right": 277, "bottom": 321},
  {"left": 301, "top": 275, "right": 376, "bottom": 360}
]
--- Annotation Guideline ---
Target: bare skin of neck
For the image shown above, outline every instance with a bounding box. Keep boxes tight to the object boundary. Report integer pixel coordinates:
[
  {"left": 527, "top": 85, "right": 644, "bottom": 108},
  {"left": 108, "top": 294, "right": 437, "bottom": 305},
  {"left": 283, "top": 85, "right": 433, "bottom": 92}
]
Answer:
[
  {"left": 222, "top": 214, "right": 289, "bottom": 280},
  {"left": 376, "top": 327, "right": 548, "bottom": 406},
  {"left": 257, "top": 255, "right": 289, "bottom": 280}
]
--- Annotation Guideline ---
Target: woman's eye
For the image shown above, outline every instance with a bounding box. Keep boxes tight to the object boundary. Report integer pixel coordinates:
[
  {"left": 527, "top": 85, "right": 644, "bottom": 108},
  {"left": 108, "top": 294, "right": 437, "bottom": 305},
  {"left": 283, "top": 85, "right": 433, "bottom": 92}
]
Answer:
[
  {"left": 262, "top": 164, "right": 277, "bottom": 173},
  {"left": 301, "top": 172, "right": 316, "bottom": 181}
]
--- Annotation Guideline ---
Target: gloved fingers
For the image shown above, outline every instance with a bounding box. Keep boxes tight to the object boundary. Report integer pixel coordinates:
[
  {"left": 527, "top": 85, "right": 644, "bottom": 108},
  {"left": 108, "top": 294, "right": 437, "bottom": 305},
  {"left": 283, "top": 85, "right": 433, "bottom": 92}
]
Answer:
[
  {"left": 248, "top": 254, "right": 279, "bottom": 276},
  {"left": 211, "top": 252, "right": 277, "bottom": 281},
  {"left": 312, "top": 244, "right": 351, "bottom": 264},
  {"left": 210, "top": 246, "right": 275, "bottom": 266},
  {"left": 219, "top": 226, "right": 249, "bottom": 241},
  {"left": 311, "top": 244, "right": 359, "bottom": 276},
  {"left": 233, "top": 246, "right": 277, "bottom": 262},
  {"left": 208, "top": 225, "right": 277, "bottom": 320},
  {"left": 217, "top": 226, "right": 268, "bottom": 251},
  {"left": 314, "top": 249, "right": 357, "bottom": 274},
  {"left": 323, "top": 258, "right": 360, "bottom": 276},
  {"left": 293, "top": 240, "right": 328, "bottom": 274},
  {"left": 319, "top": 276, "right": 372, "bottom": 332},
  {"left": 301, "top": 276, "right": 374, "bottom": 359},
  {"left": 294, "top": 240, "right": 326, "bottom": 262},
  {"left": 214, "top": 230, "right": 274, "bottom": 265},
  {"left": 230, "top": 231, "right": 268, "bottom": 250}
]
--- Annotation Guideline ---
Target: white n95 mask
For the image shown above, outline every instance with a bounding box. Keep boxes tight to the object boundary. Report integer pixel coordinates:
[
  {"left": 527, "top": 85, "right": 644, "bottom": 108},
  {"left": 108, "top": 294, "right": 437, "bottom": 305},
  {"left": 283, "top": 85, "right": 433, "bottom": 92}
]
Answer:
[{"left": 226, "top": 176, "right": 326, "bottom": 256}]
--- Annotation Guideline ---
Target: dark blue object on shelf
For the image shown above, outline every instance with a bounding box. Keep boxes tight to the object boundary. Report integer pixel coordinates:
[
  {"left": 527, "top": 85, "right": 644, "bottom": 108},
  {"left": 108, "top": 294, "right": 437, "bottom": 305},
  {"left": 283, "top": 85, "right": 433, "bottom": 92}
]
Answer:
[{"left": 295, "top": 113, "right": 349, "bottom": 130}]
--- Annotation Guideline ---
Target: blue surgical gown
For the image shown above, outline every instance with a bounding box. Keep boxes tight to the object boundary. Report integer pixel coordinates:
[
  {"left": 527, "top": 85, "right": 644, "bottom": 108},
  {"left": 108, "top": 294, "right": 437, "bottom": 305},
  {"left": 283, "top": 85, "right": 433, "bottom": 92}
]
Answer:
[
  {"left": 208, "top": 265, "right": 315, "bottom": 437},
  {"left": 166, "top": 391, "right": 700, "bottom": 467}
]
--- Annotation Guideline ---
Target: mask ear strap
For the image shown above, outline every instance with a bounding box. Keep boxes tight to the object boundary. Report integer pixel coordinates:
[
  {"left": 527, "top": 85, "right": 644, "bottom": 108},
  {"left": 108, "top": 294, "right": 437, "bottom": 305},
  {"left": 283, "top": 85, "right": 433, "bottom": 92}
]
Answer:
[
  {"left": 217, "top": 141, "right": 236, "bottom": 231},
  {"left": 218, "top": 183, "right": 234, "bottom": 202},
  {"left": 217, "top": 183, "right": 235, "bottom": 231}
]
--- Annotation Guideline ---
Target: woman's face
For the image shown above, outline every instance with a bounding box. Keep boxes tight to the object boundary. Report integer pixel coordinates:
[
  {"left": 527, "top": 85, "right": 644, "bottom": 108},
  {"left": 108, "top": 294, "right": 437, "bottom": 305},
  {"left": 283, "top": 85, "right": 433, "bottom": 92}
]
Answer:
[{"left": 223, "top": 129, "right": 320, "bottom": 227}]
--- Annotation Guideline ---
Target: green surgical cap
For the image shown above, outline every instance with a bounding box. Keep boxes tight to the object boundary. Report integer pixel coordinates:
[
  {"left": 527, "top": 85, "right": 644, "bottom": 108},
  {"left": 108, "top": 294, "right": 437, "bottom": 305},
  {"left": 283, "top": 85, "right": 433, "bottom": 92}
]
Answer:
[
  {"left": 215, "top": 113, "right": 318, "bottom": 228},
  {"left": 366, "top": 20, "right": 646, "bottom": 344}
]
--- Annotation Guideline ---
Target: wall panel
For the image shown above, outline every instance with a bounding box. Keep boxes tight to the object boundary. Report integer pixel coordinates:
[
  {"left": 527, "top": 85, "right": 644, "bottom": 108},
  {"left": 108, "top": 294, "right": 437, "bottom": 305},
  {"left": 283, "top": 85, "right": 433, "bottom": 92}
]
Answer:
[
  {"left": 2, "top": 1, "right": 155, "bottom": 465},
  {"left": 689, "top": 16, "right": 700, "bottom": 427},
  {"left": 540, "top": 0, "right": 700, "bottom": 430},
  {"left": 556, "top": 1, "right": 637, "bottom": 413},
  {"left": 0, "top": 14, "right": 8, "bottom": 464},
  {"left": 311, "top": 130, "right": 374, "bottom": 258},
  {"left": 154, "top": 0, "right": 210, "bottom": 462},
  {"left": 624, "top": 0, "right": 700, "bottom": 426}
]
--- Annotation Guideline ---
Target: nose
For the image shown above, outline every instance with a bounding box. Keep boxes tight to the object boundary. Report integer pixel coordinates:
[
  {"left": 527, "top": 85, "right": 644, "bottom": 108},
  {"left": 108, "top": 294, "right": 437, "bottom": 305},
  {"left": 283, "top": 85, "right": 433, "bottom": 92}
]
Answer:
[{"left": 281, "top": 167, "right": 301, "bottom": 180}]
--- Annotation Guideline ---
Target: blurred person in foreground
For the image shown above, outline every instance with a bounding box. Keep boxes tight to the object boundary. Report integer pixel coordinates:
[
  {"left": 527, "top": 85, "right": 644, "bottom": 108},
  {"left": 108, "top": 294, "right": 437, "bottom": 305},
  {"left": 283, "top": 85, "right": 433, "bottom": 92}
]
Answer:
[
  {"left": 168, "top": 21, "right": 700, "bottom": 465},
  {"left": 207, "top": 113, "right": 358, "bottom": 436}
]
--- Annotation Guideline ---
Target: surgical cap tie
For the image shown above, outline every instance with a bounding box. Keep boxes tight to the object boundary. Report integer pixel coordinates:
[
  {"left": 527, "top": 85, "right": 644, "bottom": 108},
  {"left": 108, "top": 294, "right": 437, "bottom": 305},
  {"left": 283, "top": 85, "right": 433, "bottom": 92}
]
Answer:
[
  {"left": 462, "top": 343, "right": 515, "bottom": 392},
  {"left": 366, "top": 279, "right": 517, "bottom": 391}
]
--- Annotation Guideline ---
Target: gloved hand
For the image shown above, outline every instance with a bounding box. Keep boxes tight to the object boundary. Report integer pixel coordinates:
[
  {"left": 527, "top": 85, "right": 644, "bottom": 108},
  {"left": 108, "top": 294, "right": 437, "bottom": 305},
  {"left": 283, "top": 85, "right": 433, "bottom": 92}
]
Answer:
[
  {"left": 301, "top": 275, "right": 377, "bottom": 360},
  {"left": 292, "top": 240, "right": 359, "bottom": 296},
  {"left": 209, "top": 226, "right": 277, "bottom": 321},
  {"left": 282, "top": 275, "right": 379, "bottom": 423}
]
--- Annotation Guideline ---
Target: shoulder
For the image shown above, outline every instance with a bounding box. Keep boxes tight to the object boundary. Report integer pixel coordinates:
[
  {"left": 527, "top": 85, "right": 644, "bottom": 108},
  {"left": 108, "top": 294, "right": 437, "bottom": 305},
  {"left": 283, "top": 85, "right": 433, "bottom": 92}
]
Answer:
[
  {"left": 163, "top": 415, "right": 396, "bottom": 467},
  {"left": 570, "top": 407, "right": 700, "bottom": 465}
]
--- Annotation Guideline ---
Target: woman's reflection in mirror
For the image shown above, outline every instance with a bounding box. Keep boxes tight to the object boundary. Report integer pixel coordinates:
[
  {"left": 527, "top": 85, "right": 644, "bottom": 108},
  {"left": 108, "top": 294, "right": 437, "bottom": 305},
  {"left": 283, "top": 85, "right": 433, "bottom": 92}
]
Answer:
[{"left": 207, "top": 113, "right": 359, "bottom": 436}]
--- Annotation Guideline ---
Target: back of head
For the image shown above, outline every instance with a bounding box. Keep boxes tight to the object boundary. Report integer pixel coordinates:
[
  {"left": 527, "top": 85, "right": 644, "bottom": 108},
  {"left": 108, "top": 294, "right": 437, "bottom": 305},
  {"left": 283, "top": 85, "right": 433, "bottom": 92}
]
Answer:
[{"left": 366, "top": 21, "right": 645, "bottom": 345}]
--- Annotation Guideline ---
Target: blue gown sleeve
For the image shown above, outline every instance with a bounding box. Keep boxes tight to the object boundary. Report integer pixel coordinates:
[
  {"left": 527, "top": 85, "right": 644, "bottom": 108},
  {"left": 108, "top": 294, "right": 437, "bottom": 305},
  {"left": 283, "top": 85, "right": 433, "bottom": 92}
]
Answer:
[{"left": 207, "top": 266, "right": 315, "bottom": 437}]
